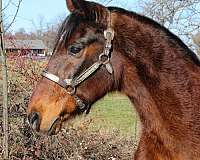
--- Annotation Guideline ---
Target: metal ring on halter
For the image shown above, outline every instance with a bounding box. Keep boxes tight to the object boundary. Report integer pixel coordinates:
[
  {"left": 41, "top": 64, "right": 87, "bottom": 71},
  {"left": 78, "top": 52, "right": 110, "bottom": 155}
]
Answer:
[
  {"left": 99, "top": 53, "right": 110, "bottom": 65},
  {"left": 66, "top": 85, "right": 76, "bottom": 95},
  {"left": 104, "top": 28, "right": 114, "bottom": 40}
]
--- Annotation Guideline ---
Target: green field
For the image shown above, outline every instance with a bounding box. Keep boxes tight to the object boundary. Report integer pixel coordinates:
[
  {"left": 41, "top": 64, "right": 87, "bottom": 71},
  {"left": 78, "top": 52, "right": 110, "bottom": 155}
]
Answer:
[{"left": 71, "top": 93, "right": 140, "bottom": 138}]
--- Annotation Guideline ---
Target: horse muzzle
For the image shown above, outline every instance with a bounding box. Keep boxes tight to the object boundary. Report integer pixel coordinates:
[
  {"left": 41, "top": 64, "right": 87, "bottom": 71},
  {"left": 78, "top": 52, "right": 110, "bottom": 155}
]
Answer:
[{"left": 28, "top": 112, "right": 61, "bottom": 136}]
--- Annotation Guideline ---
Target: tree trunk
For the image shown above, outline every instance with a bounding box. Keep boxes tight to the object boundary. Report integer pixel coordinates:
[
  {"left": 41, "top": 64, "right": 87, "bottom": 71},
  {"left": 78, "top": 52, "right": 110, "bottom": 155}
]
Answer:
[{"left": 0, "top": 0, "right": 9, "bottom": 159}]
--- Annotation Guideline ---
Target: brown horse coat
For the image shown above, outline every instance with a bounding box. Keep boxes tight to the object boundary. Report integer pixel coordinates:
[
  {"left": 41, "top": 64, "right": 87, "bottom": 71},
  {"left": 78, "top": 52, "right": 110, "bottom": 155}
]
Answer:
[{"left": 28, "top": 1, "right": 200, "bottom": 159}]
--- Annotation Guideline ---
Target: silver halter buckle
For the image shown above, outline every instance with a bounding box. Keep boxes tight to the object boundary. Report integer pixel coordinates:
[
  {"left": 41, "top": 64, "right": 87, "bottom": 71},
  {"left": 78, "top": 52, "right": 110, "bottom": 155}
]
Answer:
[{"left": 104, "top": 28, "right": 114, "bottom": 41}]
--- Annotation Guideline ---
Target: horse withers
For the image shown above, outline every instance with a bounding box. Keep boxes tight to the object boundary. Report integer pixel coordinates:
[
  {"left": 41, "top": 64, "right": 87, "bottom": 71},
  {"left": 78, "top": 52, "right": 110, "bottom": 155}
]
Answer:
[{"left": 27, "top": 0, "right": 200, "bottom": 159}]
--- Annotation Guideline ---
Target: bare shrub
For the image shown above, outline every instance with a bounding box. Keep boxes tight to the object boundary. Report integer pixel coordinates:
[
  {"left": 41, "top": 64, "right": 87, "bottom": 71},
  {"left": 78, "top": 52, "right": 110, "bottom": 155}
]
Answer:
[{"left": 0, "top": 56, "right": 136, "bottom": 159}]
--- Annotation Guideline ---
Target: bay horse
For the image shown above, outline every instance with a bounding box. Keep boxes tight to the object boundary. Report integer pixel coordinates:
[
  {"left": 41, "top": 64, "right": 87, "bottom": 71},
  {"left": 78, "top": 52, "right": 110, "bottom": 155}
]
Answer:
[{"left": 27, "top": 0, "right": 200, "bottom": 159}]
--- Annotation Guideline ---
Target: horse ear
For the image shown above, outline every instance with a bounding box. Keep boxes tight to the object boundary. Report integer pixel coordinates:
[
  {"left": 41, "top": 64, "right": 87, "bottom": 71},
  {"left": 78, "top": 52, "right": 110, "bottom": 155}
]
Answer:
[
  {"left": 66, "top": 0, "right": 107, "bottom": 24},
  {"left": 66, "top": 0, "right": 82, "bottom": 13}
]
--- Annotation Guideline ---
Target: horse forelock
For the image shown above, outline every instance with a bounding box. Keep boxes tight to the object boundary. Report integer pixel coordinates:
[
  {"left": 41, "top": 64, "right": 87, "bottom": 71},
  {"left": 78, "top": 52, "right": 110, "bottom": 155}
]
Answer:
[
  {"left": 53, "top": 13, "right": 84, "bottom": 53},
  {"left": 53, "top": 9, "right": 107, "bottom": 54}
]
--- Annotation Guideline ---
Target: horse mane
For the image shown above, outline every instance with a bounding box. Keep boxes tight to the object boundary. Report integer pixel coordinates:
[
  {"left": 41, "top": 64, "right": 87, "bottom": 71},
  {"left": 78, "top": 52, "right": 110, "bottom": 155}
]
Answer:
[{"left": 54, "top": 5, "right": 200, "bottom": 66}]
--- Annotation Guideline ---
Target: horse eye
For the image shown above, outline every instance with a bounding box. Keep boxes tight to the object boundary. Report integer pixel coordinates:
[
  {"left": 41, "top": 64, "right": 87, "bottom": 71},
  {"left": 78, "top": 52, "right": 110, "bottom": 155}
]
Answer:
[{"left": 68, "top": 46, "right": 82, "bottom": 55}]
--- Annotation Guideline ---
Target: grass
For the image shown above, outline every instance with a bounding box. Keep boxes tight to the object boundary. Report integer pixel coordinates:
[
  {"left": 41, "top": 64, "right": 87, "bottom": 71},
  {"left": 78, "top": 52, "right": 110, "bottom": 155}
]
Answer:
[{"left": 71, "top": 93, "right": 139, "bottom": 138}]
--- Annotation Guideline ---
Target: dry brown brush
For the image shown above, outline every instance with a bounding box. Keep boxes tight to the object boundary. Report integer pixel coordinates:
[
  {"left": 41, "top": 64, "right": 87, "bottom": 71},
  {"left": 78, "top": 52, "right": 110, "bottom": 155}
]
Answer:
[{"left": 0, "top": 56, "right": 136, "bottom": 160}]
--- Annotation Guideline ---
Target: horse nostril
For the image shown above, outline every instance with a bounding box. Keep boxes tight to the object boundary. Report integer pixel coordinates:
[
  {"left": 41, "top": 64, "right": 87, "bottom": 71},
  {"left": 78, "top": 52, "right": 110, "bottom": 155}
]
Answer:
[{"left": 28, "top": 112, "right": 40, "bottom": 131}]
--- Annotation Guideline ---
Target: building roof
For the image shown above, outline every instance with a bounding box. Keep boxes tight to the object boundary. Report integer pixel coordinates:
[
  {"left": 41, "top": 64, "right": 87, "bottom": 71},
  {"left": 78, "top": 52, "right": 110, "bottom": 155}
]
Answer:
[{"left": 5, "top": 40, "right": 47, "bottom": 50}]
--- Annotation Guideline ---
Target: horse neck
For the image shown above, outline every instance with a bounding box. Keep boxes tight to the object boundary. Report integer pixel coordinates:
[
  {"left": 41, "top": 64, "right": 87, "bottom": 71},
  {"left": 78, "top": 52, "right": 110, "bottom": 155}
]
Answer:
[{"left": 113, "top": 12, "right": 200, "bottom": 135}]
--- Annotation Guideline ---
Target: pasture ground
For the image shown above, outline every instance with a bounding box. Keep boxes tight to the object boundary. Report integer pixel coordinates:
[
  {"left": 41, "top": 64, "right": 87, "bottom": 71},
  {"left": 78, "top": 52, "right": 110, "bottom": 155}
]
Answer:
[{"left": 72, "top": 93, "right": 139, "bottom": 137}]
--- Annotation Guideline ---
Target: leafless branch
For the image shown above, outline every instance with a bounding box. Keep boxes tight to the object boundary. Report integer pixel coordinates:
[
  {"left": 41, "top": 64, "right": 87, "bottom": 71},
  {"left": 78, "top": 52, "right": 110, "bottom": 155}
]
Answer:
[
  {"left": 4, "top": 0, "right": 22, "bottom": 32},
  {"left": 141, "top": 0, "right": 200, "bottom": 51},
  {"left": 2, "top": 0, "right": 12, "bottom": 11}
]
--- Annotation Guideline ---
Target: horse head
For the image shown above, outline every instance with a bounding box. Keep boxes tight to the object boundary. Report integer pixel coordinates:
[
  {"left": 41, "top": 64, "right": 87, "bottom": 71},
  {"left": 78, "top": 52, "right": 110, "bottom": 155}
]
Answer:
[{"left": 27, "top": 0, "right": 122, "bottom": 135}]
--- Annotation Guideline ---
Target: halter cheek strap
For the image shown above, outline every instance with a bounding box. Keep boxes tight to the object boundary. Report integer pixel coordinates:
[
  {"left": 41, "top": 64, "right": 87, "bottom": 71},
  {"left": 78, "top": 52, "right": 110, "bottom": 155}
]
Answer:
[{"left": 41, "top": 10, "right": 114, "bottom": 113}]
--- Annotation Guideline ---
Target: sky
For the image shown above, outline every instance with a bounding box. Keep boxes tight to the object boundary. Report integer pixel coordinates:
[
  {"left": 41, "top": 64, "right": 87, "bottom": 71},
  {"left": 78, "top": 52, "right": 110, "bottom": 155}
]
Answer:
[
  {"left": 4, "top": 0, "right": 140, "bottom": 33},
  {"left": 5, "top": 0, "right": 68, "bottom": 32}
]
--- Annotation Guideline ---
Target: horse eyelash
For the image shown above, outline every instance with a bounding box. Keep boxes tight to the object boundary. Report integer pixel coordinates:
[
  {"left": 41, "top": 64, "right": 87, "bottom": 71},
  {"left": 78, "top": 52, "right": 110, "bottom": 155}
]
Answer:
[
  {"left": 73, "top": 36, "right": 98, "bottom": 47},
  {"left": 71, "top": 41, "right": 85, "bottom": 49},
  {"left": 67, "top": 34, "right": 103, "bottom": 53}
]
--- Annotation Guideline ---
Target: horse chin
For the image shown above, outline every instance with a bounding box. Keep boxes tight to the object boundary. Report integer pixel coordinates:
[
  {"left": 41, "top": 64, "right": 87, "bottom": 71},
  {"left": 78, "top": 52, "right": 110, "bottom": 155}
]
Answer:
[
  {"left": 47, "top": 114, "right": 72, "bottom": 136},
  {"left": 38, "top": 109, "right": 87, "bottom": 136},
  {"left": 47, "top": 117, "right": 62, "bottom": 136}
]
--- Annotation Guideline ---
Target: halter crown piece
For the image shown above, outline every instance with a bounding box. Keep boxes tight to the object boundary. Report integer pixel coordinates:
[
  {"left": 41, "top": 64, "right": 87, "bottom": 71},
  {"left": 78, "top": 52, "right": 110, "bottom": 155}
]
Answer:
[{"left": 41, "top": 10, "right": 114, "bottom": 113}]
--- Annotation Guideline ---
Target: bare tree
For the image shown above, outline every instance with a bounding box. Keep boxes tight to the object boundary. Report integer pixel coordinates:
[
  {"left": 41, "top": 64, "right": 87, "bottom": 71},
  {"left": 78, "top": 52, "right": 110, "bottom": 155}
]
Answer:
[
  {"left": 4, "top": 0, "right": 22, "bottom": 32},
  {"left": 0, "top": 0, "right": 9, "bottom": 159},
  {"left": 141, "top": 0, "right": 200, "bottom": 50},
  {"left": 30, "top": 16, "right": 63, "bottom": 52},
  {"left": 1, "top": 0, "right": 23, "bottom": 159}
]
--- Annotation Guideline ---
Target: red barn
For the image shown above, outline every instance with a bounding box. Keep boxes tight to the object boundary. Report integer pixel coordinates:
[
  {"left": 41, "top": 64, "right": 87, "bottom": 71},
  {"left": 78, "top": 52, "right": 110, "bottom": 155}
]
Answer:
[{"left": 5, "top": 40, "right": 48, "bottom": 57}]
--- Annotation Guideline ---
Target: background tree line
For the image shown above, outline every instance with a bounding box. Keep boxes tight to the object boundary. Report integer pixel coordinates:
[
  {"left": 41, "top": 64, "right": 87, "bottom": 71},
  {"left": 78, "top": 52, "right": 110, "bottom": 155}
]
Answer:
[{"left": 5, "top": 0, "right": 200, "bottom": 55}]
